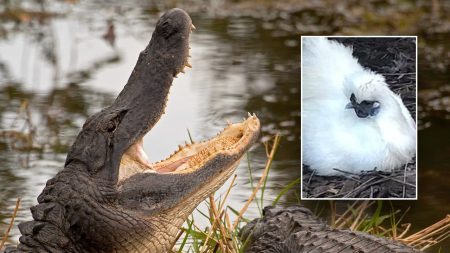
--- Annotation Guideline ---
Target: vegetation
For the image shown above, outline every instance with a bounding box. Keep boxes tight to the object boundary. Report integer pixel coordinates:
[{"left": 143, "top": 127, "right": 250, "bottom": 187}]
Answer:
[{"left": 173, "top": 135, "right": 448, "bottom": 253}]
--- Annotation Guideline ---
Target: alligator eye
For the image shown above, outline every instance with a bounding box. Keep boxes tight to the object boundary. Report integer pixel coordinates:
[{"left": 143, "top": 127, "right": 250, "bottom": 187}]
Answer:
[
  {"left": 101, "top": 110, "right": 127, "bottom": 133},
  {"left": 106, "top": 122, "right": 116, "bottom": 132}
]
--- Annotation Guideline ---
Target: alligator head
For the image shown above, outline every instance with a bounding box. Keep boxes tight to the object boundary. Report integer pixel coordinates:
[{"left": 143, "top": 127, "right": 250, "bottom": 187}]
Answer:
[{"left": 9, "top": 8, "right": 260, "bottom": 253}]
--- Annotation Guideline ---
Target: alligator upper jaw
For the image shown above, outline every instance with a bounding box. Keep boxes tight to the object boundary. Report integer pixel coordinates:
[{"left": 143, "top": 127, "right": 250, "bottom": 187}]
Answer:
[
  {"left": 118, "top": 114, "right": 260, "bottom": 182},
  {"left": 63, "top": 8, "right": 196, "bottom": 183}
]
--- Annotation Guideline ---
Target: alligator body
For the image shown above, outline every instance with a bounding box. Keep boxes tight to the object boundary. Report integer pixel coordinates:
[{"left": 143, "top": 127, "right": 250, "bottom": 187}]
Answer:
[
  {"left": 241, "top": 206, "right": 419, "bottom": 253},
  {"left": 5, "top": 8, "right": 260, "bottom": 252}
]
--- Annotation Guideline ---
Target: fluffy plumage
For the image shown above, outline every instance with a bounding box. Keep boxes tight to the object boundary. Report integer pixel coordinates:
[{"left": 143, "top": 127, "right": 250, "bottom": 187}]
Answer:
[{"left": 301, "top": 37, "right": 416, "bottom": 175}]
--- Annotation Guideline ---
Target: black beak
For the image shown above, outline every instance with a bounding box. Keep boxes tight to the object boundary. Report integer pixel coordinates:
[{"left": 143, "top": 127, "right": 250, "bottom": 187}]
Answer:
[{"left": 345, "top": 93, "right": 380, "bottom": 118}]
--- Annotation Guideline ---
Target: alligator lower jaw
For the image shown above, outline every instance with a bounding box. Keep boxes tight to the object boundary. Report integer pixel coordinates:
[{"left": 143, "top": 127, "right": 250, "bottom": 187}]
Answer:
[{"left": 118, "top": 114, "right": 260, "bottom": 182}]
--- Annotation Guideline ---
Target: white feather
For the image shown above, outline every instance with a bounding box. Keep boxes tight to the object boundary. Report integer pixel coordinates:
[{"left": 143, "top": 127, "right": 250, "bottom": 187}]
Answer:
[{"left": 302, "top": 37, "right": 416, "bottom": 175}]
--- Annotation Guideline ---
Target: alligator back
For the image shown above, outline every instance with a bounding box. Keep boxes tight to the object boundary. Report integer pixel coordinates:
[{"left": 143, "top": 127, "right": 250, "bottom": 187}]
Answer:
[{"left": 241, "top": 206, "right": 419, "bottom": 253}]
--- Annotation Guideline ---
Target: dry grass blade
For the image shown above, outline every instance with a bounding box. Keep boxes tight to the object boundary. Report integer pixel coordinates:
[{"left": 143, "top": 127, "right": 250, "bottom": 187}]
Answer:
[
  {"left": 333, "top": 201, "right": 359, "bottom": 228},
  {"left": 334, "top": 201, "right": 375, "bottom": 230},
  {"left": 219, "top": 174, "right": 237, "bottom": 210},
  {"left": 349, "top": 201, "right": 369, "bottom": 231},
  {"left": 232, "top": 134, "right": 280, "bottom": 230},
  {"left": 397, "top": 223, "right": 412, "bottom": 239},
  {"left": 170, "top": 229, "right": 185, "bottom": 251},
  {"left": 329, "top": 201, "right": 336, "bottom": 226},
  {"left": 199, "top": 174, "right": 237, "bottom": 253},
  {"left": 209, "top": 196, "right": 227, "bottom": 253},
  {"left": 399, "top": 215, "right": 450, "bottom": 250},
  {"left": 0, "top": 198, "right": 21, "bottom": 250},
  {"left": 376, "top": 173, "right": 416, "bottom": 188},
  {"left": 198, "top": 203, "right": 221, "bottom": 252},
  {"left": 342, "top": 177, "right": 377, "bottom": 198},
  {"left": 402, "top": 163, "right": 408, "bottom": 198},
  {"left": 306, "top": 169, "right": 315, "bottom": 186}
]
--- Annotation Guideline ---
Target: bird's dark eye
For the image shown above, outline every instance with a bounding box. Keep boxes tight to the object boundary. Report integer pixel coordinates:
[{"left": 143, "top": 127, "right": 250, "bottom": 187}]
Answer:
[
  {"left": 355, "top": 107, "right": 369, "bottom": 118},
  {"left": 358, "top": 100, "right": 380, "bottom": 118}
]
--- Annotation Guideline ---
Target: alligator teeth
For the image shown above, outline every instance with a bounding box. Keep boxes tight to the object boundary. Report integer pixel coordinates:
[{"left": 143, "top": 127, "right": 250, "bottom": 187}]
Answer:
[
  {"left": 247, "top": 112, "right": 252, "bottom": 117},
  {"left": 186, "top": 62, "right": 192, "bottom": 68},
  {"left": 191, "top": 24, "right": 196, "bottom": 30}
]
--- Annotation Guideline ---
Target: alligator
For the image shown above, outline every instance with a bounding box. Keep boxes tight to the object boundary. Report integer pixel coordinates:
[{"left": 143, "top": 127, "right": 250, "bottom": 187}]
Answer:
[
  {"left": 241, "top": 206, "right": 419, "bottom": 253},
  {"left": 4, "top": 8, "right": 261, "bottom": 252}
]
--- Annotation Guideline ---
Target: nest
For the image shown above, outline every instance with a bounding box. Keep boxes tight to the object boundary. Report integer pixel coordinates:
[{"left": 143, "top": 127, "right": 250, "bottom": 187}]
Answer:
[{"left": 302, "top": 164, "right": 416, "bottom": 198}]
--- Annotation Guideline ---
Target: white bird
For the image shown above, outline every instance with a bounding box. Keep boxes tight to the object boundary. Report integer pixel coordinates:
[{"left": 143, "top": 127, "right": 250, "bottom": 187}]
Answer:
[{"left": 301, "top": 37, "right": 416, "bottom": 175}]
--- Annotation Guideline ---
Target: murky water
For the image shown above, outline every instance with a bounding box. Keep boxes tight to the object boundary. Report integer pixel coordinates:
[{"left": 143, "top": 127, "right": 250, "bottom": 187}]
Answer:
[{"left": 0, "top": 0, "right": 448, "bottom": 251}]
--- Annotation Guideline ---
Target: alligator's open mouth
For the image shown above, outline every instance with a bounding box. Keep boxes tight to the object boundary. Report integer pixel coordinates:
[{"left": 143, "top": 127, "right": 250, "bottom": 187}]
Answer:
[
  {"left": 114, "top": 14, "right": 260, "bottom": 182},
  {"left": 119, "top": 115, "right": 260, "bottom": 181}
]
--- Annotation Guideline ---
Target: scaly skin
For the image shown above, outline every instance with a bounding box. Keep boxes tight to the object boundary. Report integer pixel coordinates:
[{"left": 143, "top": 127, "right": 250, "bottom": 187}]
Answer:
[
  {"left": 241, "top": 206, "right": 419, "bottom": 253},
  {"left": 5, "top": 8, "right": 261, "bottom": 253}
]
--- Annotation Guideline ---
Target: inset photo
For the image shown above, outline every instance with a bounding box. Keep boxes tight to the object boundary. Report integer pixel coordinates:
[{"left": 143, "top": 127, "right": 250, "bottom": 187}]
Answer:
[{"left": 301, "top": 36, "right": 417, "bottom": 199}]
